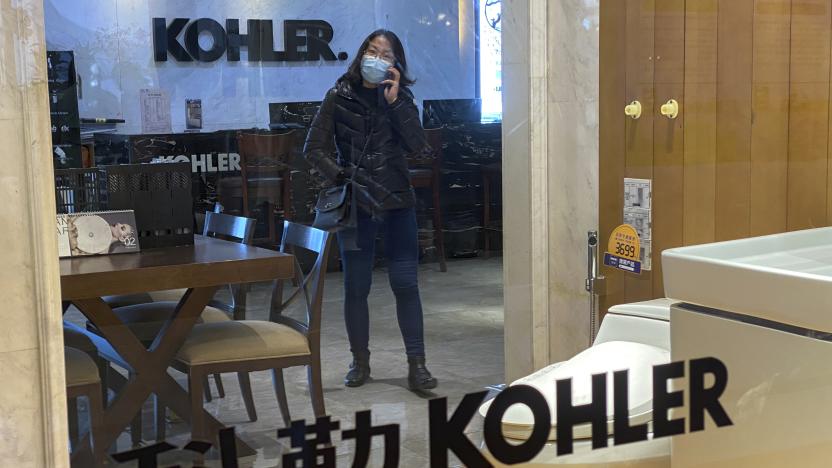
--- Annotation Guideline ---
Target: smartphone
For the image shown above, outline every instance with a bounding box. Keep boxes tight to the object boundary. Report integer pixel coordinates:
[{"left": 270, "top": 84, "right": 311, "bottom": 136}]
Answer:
[{"left": 385, "top": 61, "right": 401, "bottom": 89}]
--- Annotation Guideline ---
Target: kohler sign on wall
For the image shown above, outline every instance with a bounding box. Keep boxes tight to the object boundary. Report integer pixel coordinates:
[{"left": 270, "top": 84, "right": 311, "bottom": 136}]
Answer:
[
  {"left": 153, "top": 18, "right": 349, "bottom": 63},
  {"left": 45, "top": 0, "right": 476, "bottom": 133}
]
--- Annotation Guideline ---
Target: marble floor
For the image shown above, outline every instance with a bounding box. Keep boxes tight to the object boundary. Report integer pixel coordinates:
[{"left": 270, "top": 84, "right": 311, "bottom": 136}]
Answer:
[{"left": 67, "top": 256, "right": 504, "bottom": 467}]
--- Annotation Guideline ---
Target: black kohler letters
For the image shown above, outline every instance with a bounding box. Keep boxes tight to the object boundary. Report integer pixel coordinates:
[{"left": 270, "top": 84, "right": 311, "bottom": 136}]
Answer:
[
  {"left": 152, "top": 17, "right": 346, "bottom": 63},
  {"left": 428, "top": 357, "right": 733, "bottom": 465},
  {"left": 556, "top": 373, "right": 609, "bottom": 455}
]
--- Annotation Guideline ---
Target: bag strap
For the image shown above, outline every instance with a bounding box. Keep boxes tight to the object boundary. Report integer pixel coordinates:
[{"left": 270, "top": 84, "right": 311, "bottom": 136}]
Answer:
[
  {"left": 342, "top": 123, "right": 374, "bottom": 227},
  {"left": 347, "top": 122, "right": 374, "bottom": 184}
]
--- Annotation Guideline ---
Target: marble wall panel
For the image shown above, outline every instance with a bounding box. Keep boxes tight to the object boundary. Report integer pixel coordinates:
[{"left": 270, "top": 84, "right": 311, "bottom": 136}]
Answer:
[
  {"left": 501, "top": 0, "right": 535, "bottom": 382},
  {"left": 546, "top": 0, "right": 599, "bottom": 363},
  {"left": 502, "top": 0, "right": 600, "bottom": 380},
  {"left": 0, "top": 0, "right": 70, "bottom": 466}
]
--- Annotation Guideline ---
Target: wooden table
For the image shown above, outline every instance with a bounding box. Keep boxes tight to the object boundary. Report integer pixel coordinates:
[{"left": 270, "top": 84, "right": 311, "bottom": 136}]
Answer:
[{"left": 61, "top": 236, "right": 294, "bottom": 454}]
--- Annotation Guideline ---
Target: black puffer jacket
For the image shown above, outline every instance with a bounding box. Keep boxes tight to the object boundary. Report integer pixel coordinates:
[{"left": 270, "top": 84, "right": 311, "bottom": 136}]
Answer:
[{"left": 304, "top": 77, "right": 428, "bottom": 213}]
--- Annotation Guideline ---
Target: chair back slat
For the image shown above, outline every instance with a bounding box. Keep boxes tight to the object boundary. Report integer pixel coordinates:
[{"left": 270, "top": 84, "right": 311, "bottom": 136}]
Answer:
[
  {"left": 280, "top": 222, "right": 329, "bottom": 255},
  {"left": 269, "top": 222, "right": 332, "bottom": 344},
  {"left": 424, "top": 127, "right": 442, "bottom": 155},
  {"left": 407, "top": 127, "right": 443, "bottom": 168},
  {"left": 237, "top": 131, "right": 298, "bottom": 170},
  {"left": 202, "top": 212, "right": 256, "bottom": 316},
  {"left": 203, "top": 212, "right": 256, "bottom": 244}
]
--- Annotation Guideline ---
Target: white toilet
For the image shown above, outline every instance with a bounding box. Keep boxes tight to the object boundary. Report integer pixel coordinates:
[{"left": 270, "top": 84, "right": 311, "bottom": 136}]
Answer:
[{"left": 480, "top": 299, "right": 674, "bottom": 467}]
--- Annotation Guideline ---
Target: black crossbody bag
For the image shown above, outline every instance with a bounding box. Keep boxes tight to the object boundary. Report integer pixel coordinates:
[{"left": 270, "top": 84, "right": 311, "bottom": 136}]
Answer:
[{"left": 312, "top": 129, "right": 373, "bottom": 232}]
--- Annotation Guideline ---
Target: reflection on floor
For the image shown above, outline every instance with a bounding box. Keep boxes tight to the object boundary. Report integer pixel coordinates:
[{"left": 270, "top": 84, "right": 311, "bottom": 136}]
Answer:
[{"left": 67, "top": 256, "right": 504, "bottom": 467}]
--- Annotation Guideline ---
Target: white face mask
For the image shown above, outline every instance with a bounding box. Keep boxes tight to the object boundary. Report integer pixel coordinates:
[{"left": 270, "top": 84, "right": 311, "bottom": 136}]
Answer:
[{"left": 360, "top": 55, "right": 393, "bottom": 84}]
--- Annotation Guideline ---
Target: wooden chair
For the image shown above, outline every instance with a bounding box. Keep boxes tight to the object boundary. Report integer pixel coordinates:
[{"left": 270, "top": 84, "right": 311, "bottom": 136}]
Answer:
[
  {"left": 88, "top": 212, "right": 257, "bottom": 443},
  {"left": 481, "top": 162, "right": 502, "bottom": 257},
  {"left": 217, "top": 131, "right": 298, "bottom": 247},
  {"left": 65, "top": 346, "right": 105, "bottom": 466},
  {"left": 157, "top": 221, "right": 333, "bottom": 442},
  {"left": 407, "top": 127, "right": 447, "bottom": 272}
]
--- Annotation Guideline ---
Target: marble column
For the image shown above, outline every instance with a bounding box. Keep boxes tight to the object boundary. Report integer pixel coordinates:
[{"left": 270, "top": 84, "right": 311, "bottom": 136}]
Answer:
[
  {"left": 0, "top": 0, "right": 69, "bottom": 466},
  {"left": 545, "top": 0, "right": 600, "bottom": 363},
  {"left": 502, "top": 0, "right": 600, "bottom": 381},
  {"left": 502, "top": 0, "right": 541, "bottom": 382}
]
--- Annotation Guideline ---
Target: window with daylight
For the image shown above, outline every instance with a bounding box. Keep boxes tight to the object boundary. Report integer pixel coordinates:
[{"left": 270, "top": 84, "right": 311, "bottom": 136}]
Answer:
[{"left": 479, "top": 0, "right": 502, "bottom": 121}]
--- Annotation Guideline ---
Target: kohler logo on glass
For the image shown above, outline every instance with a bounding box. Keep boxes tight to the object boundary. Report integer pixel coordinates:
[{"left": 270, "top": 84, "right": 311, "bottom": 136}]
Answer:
[{"left": 151, "top": 153, "right": 241, "bottom": 173}]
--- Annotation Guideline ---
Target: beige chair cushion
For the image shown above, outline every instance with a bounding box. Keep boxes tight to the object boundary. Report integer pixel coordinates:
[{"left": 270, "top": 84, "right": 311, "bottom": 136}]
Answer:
[
  {"left": 175, "top": 320, "right": 310, "bottom": 366},
  {"left": 108, "top": 302, "right": 230, "bottom": 343},
  {"left": 102, "top": 289, "right": 187, "bottom": 309},
  {"left": 200, "top": 307, "right": 232, "bottom": 323},
  {"left": 65, "top": 347, "right": 100, "bottom": 387}
]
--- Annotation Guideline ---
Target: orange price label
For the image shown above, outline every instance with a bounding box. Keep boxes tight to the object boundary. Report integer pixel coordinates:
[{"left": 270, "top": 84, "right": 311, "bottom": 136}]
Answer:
[{"left": 607, "top": 224, "right": 641, "bottom": 262}]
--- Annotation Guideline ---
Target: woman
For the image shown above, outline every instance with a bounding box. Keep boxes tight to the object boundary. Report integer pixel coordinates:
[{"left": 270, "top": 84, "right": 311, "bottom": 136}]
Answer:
[{"left": 304, "top": 30, "right": 437, "bottom": 391}]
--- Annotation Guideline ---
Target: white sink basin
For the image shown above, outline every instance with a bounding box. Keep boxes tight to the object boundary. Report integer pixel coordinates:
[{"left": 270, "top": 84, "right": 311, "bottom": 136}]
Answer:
[{"left": 663, "top": 227, "right": 832, "bottom": 332}]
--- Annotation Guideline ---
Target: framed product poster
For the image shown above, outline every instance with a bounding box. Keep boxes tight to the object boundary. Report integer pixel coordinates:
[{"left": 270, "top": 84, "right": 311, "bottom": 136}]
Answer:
[
  {"left": 623, "top": 178, "right": 652, "bottom": 271},
  {"left": 186, "top": 99, "right": 203, "bottom": 130},
  {"left": 140, "top": 88, "right": 172, "bottom": 134}
]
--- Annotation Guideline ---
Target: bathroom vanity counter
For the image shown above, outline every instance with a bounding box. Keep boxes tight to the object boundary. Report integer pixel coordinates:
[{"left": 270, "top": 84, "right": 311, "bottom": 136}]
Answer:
[{"left": 663, "top": 227, "right": 832, "bottom": 333}]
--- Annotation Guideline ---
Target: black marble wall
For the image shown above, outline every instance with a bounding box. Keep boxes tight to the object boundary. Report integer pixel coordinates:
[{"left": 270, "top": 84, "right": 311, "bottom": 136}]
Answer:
[
  {"left": 424, "top": 98, "right": 501, "bottom": 257},
  {"left": 433, "top": 121, "right": 502, "bottom": 257}
]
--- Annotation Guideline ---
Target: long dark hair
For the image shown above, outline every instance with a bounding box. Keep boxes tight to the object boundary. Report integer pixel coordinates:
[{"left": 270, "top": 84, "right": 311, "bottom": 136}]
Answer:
[{"left": 343, "top": 29, "right": 415, "bottom": 87}]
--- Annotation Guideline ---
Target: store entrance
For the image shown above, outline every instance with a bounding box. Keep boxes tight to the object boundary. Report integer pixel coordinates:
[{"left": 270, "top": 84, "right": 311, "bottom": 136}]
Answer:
[{"left": 45, "top": 0, "right": 506, "bottom": 463}]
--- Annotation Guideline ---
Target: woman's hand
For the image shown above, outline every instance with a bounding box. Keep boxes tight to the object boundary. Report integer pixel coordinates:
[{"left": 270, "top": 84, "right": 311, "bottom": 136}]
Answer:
[{"left": 381, "top": 66, "right": 401, "bottom": 104}]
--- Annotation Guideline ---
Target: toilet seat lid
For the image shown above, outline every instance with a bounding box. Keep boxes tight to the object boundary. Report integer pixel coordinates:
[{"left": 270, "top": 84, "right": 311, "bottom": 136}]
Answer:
[
  {"left": 483, "top": 341, "right": 670, "bottom": 441},
  {"left": 608, "top": 298, "right": 674, "bottom": 322}
]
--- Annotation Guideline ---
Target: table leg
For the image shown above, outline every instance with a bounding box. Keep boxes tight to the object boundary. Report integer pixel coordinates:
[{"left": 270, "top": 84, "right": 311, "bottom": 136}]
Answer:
[{"left": 73, "top": 287, "right": 255, "bottom": 455}]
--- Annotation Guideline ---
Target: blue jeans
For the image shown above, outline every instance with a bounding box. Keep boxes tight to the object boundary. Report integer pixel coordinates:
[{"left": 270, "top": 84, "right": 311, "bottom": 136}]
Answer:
[{"left": 337, "top": 207, "right": 426, "bottom": 358}]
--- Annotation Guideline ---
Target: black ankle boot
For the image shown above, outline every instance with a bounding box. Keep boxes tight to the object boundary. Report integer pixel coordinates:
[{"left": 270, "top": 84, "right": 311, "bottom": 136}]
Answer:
[
  {"left": 407, "top": 356, "right": 438, "bottom": 391},
  {"left": 345, "top": 351, "right": 371, "bottom": 387}
]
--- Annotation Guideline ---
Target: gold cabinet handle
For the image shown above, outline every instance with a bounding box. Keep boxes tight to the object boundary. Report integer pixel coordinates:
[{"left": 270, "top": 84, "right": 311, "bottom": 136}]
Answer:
[
  {"left": 660, "top": 99, "right": 679, "bottom": 119},
  {"left": 624, "top": 100, "right": 642, "bottom": 119}
]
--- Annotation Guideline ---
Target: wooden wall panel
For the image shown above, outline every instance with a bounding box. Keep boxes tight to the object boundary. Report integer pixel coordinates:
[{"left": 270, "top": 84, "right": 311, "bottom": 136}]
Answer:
[
  {"left": 750, "top": 0, "right": 791, "bottom": 236},
  {"left": 683, "top": 0, "right": 718, "bottom": 246},
  {"left": 623, "top": 0, "right": 655, "bottom": 304},
  {"left": 715, "top": 0, "right": 754, "bottom": 241},
  {"left": 599, "top": 0, "right": 627, "bottom": 316},
  {"left": 788, "top": 0, "right": 830, "bottom": 230},
  {"left": 652, "top": 0, "right": 686, "bottom": 296},
  {"left": 599, "top": 0, "right": 832, "bottom": 310}
]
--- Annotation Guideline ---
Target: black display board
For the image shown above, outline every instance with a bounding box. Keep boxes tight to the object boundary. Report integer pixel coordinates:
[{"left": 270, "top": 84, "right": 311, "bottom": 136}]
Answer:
[
  {"left": 93, "top": 129, "right": 317, "bottom": 224},
  {"left": 269, "top": 101, "right": 321, "bottom": 128},
  {"left": 130, "top": 131, "right": 241, "bottom": 214},
  {"left": 47, "top": 51, "right": 82, "bottom": 168},
  {"left": 423, "top": 98, "right": 483, "bottom": 128},
  {"left": 91, "top": 105, "right": 504, "bottom": 260}
]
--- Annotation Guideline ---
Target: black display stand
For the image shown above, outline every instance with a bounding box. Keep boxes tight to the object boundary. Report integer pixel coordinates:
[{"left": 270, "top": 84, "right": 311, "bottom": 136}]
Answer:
[{"left": 47, "top": 51, "right": 82, "bottom": 168}]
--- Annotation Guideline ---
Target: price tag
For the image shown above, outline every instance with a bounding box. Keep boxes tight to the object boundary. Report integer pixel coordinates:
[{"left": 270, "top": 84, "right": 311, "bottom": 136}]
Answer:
[{"left": 604, "top": 224, "right": 642, "bottom": 274}]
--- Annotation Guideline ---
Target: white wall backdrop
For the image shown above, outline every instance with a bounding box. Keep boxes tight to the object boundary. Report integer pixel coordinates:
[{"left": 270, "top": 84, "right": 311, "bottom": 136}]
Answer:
[{"left": 45, "top": 0, "right": 477, "bottom": 134}]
